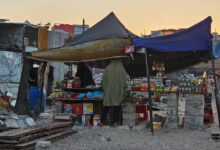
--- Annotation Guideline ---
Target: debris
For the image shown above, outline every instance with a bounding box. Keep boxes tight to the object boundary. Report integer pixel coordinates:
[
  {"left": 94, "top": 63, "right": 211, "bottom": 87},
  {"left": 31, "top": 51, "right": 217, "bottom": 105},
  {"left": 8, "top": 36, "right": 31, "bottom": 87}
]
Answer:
[
  {"left": 0, "top": 122, "right": 74, "bottom": 149},
  {"left": 35, "top": 141, "right": 52, "bottom": 150},
  {"left": 106, "top": 137, "right": 112, "bottom": 141},
  {"left": 211, "top": 132, "right": 220, "bottom": 140},
  {"left": 0, "top": 111, "right": 36, "bottom": 131}
]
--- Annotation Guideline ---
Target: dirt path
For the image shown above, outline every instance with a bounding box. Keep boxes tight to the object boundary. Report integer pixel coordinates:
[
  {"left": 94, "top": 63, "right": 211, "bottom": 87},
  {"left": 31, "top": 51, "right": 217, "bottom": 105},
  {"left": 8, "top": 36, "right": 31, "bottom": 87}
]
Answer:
[{"left": 50, "top": 126, "right": 220, "bottom": 150}]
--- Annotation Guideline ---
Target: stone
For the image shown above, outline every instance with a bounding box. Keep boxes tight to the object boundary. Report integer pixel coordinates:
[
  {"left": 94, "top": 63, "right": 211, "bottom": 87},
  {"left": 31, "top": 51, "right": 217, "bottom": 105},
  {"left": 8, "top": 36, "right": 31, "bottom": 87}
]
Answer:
[
  {"left": 117, "top": 125, "right": 130, "bottom": 131},
  {"left": 106, "top": 137, "right": 112, "bottom": 141},
  {"left": 132, "top": 123, "right": 146, "bottom": 131},
  {"left": 35, "top": 141, "right": 52, "bottom": 150}
]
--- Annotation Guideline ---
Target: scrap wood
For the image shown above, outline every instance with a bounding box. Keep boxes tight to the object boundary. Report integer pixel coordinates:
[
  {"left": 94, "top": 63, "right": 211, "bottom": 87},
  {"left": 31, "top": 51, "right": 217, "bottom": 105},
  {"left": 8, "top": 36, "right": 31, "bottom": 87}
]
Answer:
[
  {"left": 0, "top": 122, "right": 71, "bottom": 140},
  {"left": 0, "top": 129, "right": 74, "bottom": 150},
  {"left": 0, "top": 126, "right": 69, "bottom": 144}
]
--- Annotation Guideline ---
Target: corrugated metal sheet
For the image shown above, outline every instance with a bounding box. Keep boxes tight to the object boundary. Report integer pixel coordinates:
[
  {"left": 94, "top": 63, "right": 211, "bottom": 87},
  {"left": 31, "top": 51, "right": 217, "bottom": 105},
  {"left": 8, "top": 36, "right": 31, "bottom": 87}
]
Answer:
[{"left": 48, "top": 30, "right": 68, "bottom": 81}]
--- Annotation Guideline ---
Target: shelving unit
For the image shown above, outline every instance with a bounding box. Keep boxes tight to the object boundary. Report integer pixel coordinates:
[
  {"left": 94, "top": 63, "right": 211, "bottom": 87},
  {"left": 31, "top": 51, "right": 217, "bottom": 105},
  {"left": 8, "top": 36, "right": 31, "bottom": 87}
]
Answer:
[{"left": 48, "top": 88, "right": 103, "bottom": 125}]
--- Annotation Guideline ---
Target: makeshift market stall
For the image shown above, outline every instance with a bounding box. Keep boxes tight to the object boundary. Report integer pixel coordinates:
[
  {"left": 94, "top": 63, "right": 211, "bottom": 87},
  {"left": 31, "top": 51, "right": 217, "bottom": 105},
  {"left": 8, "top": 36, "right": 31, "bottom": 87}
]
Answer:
[
  {"left": 28, "top": 12, "right": 140, "bottom": 126},
  {"left": 132, "top": 16, "right": 220, "bottom": 133},
  {"left": 28, "top": 13, "right": 218, "bottom": 135}
]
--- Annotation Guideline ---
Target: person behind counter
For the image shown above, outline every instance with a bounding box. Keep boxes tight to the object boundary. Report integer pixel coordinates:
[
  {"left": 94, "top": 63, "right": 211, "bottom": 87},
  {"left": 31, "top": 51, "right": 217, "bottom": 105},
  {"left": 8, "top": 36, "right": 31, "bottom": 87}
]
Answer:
[
  {"left": 100, "top": 59, "right": 129, "bottom": 127},
  {"left": 75, "top": 62, "right": 95, "bottom": 87}
]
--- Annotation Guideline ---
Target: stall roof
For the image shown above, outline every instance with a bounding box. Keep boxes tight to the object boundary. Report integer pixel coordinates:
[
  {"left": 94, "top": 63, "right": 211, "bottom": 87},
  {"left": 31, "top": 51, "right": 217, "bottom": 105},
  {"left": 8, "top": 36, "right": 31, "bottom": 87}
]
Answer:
[
  {"left": 0, "top": 22, "right": 38, "bottom": 52},
  {"left": 29, "top": 12, "right": 137, "bottom": 62},
  {"left": 66, "top": 12, "right": 137, "bottom": 46},
  {"left": 133, "top": 16, "right": 213, "bottom": 52}
]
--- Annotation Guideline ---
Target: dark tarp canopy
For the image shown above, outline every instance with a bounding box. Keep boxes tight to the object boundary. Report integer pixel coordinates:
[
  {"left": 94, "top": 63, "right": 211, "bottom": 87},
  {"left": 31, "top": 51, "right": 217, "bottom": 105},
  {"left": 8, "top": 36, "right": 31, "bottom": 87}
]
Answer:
[
  {"left": 126, "top": 16, "right": 213, "bottom": 78},
  {"left": 66, "top": 12, "right": 137, "bottom": 46}
]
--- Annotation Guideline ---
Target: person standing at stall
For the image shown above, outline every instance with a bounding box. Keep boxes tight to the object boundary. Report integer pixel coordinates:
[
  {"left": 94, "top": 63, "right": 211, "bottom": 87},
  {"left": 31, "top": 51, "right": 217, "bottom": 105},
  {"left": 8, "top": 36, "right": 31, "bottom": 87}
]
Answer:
[
  {"left": 75, "top": 62, "right": 95, "bottom": 87},
  {"left": 100, "top": 59, "right": 128, "bottom": 127}
]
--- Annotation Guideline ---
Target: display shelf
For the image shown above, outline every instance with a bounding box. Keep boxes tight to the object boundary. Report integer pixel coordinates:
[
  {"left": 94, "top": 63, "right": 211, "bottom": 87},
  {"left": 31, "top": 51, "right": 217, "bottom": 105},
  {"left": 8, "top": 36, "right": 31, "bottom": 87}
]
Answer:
[
  {"left": 47, "top": 97, "right": 103, "bottom": 101},
  {"left": 128, "top": 90, "right": 148, "bottom": 92},
  {"left": 63, "top": 88, "right": 102, "bottom": 92}
]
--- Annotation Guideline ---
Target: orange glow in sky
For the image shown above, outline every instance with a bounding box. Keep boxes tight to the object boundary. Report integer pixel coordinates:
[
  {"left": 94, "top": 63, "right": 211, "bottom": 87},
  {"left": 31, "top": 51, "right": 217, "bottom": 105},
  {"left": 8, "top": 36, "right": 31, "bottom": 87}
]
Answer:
[{"left": 1, "top": 0, "right": 220, "bottom": 35}]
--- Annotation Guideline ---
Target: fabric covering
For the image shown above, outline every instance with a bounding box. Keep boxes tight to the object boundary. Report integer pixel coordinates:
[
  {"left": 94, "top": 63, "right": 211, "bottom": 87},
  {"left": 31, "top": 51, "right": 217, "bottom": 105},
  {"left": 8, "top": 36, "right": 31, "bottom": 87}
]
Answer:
[
  {"left": 30, "top": 12, "right": 136, "bottom": 62},
  {"left": 66, "top": 12, "right": 137, "bottom": 46},
  {"left": 101, "top": 60, "right": 128, "bottom": 106},
  {"left": 133, "top": 16, "right": 212, "bottom": 52}
]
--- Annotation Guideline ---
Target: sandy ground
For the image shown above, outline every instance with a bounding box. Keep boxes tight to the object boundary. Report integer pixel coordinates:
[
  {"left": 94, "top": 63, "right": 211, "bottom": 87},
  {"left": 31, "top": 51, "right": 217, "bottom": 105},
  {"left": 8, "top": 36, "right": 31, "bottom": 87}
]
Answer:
[{"left": 49, "top": 125, "right": 220, "bottom": 150}]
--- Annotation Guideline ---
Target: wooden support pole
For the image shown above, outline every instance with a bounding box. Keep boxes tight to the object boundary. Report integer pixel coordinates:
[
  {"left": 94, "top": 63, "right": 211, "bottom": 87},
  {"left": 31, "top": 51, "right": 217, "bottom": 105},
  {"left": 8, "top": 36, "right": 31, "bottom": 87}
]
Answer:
[
  {"left": 211, "top": 50, "right": 220, "bottom": 129},
  {"left": 144, "top": 48, "right": 154, "bottom": 135},
  {"left": 15, "top": 56, "right": 33, "bottom": 115}
]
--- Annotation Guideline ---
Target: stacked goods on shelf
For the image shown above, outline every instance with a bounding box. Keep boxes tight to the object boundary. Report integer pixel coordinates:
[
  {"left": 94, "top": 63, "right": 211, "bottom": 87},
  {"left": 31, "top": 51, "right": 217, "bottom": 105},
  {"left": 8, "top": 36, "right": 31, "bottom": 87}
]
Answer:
[
  {"left": 184, "top": 94, "right": 204, "bottom": 129},
  {"left": 178, "top": 74, "right": 214, "bottom": 94},
  {"left": 122, "top": 102, "right": 137, "bottom": 127}
]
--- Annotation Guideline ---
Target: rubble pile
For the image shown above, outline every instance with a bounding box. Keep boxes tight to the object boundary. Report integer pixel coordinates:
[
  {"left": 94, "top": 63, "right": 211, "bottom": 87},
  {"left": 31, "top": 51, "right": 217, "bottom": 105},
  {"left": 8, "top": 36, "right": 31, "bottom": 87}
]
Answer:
[{"left": 0, "top": 111, "right": 36, "bottom": 131}]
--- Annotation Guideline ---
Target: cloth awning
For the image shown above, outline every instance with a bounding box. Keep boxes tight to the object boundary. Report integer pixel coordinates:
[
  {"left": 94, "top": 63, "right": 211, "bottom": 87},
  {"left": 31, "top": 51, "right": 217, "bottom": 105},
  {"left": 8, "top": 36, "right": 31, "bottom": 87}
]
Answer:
[
  {"left": 133, "top": 16, "right": 213, "bottom": 52},
  {"left": 30, "top": 12, "right": 137, "bottom": 62}
]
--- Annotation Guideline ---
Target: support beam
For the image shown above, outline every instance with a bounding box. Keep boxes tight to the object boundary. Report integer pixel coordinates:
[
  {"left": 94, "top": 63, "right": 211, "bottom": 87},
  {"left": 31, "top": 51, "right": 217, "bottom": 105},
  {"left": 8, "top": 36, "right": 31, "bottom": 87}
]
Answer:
[
  {"left": 15, "top": 56, "right": 32, "bottom": 115},
  {"left": 211, "top": 50, "right": 220, "bottom": 129},
  {"left": 144, "top": 48, "right": 154, "bottom": 135}
]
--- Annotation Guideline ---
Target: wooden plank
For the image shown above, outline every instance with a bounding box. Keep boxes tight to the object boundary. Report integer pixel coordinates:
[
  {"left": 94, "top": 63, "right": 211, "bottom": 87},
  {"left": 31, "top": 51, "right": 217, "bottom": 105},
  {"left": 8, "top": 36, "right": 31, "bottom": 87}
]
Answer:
[
  {"left": 15, "top": 130, "right": 74, "bottom": 149},
  {"left": 0, "top": 122, "right": 71, "bottom": 140},
  {"left": 0, "top": 126, "right": 68, "bottom": 144},
  {"left": 0, "top": 129, "right": 74, "bottom": 149}
]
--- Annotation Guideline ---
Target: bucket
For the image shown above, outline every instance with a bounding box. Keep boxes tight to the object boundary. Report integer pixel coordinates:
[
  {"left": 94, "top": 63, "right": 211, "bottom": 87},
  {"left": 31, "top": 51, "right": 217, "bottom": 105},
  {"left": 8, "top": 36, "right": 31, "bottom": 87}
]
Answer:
[{"left": 28, "top": 86, "right": 46, "bottom": 112}]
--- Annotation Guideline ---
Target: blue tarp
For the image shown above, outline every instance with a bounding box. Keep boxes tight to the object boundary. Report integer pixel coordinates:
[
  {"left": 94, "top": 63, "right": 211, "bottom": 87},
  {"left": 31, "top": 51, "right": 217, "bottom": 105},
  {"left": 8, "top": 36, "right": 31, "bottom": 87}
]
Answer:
[{"left": 133, "top": 17, "right": 213, "bottom": 52}]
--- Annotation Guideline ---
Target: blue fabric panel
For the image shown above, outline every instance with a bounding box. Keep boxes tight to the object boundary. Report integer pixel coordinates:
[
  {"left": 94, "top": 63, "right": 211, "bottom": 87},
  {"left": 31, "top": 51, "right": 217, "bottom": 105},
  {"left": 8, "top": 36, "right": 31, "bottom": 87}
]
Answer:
[{"left": 133, "top": 17, "right": 213, "bottom": 52}]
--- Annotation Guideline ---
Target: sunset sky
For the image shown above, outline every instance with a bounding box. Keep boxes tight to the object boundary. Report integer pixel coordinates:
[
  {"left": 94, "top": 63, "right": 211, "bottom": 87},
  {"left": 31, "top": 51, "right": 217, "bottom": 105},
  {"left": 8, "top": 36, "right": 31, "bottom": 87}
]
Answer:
[{"left": 1, "top": 0, "right": 220, "bottom": 35}]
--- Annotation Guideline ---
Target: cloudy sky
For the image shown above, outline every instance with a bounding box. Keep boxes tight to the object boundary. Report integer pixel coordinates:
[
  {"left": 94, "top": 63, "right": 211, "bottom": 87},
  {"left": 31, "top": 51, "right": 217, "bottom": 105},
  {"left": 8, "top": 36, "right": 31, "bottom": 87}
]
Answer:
[{"left": 1, "top": 0, "right": 219, "bottom": 35}]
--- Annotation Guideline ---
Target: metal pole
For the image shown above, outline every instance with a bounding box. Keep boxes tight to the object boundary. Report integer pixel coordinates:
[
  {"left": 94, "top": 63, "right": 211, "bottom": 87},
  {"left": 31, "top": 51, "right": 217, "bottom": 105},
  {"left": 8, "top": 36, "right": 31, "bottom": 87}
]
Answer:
[
  {"left": 211, "top": 49, "right": 220, "bottom": 128},
  {"left": 82, "top": 18, "right": 85, "bottom": 33},
  {"left": 144, "top": 48, "right": 154, "bottom": 135}
]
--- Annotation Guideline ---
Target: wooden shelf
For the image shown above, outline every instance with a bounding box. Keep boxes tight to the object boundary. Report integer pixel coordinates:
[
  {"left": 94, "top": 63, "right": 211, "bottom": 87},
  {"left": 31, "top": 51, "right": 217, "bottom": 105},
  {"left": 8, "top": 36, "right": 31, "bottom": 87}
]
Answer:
[
  {"left": 47, "top": 97, "right": 103, "bottom": 101},
  {"left": 128, "top": 90, "right": 148, "bottom": 93},
  {"left": 64, "top": 88, "right": 102, "bottom": 92}
]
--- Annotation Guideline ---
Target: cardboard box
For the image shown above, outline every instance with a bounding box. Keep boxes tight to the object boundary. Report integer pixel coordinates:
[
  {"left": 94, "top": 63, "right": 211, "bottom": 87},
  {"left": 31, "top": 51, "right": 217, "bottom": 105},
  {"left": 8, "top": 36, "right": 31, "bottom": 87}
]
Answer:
[
  {"left": 72, "top": 103, "right": 83, "bottom": 115},
  {"left": 82, "top": 115, "right": 91, "bottom": 126},
  {"left": 63, "top": 103, "right": 72, "bottom": 114},
  {"left": 83, "top": 103, "right": 93, "bottom": 115}
]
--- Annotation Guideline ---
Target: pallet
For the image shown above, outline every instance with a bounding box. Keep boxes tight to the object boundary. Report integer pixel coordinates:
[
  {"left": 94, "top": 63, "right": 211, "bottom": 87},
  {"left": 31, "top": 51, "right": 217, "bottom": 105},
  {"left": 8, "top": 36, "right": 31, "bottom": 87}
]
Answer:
[{"left": 0, "top": 122, "right": 74, "bottom": 150}]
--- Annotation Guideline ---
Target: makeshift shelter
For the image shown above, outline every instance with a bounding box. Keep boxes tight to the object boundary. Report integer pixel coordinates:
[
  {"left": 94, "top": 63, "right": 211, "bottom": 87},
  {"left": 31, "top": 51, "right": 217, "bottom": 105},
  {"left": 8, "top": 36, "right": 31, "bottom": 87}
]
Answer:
[
  {"left": 0, "top": 21, "right": 38, "bottom": 98},
  {"left": 132, "top": 16, "right": 220, "bottom": 133},
  {"left": 0, "top": 22, "right": 38, "bottom": 115},
  {"left": 127, "top": 16, "right": 213, "bottom": 78}
]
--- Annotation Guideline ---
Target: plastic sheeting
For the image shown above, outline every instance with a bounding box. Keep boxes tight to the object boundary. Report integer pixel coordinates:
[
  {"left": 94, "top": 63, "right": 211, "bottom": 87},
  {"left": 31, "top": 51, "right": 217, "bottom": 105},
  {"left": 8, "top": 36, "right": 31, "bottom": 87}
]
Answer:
[
  {"left": 47, "top": 30, "right": 69, "bottom": 81},
  {"left": 133, "top": 17, "right": 212, "bottom": 52},
  {"left": 0, "top": 51, "right": 22, "bottom": 97}
]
